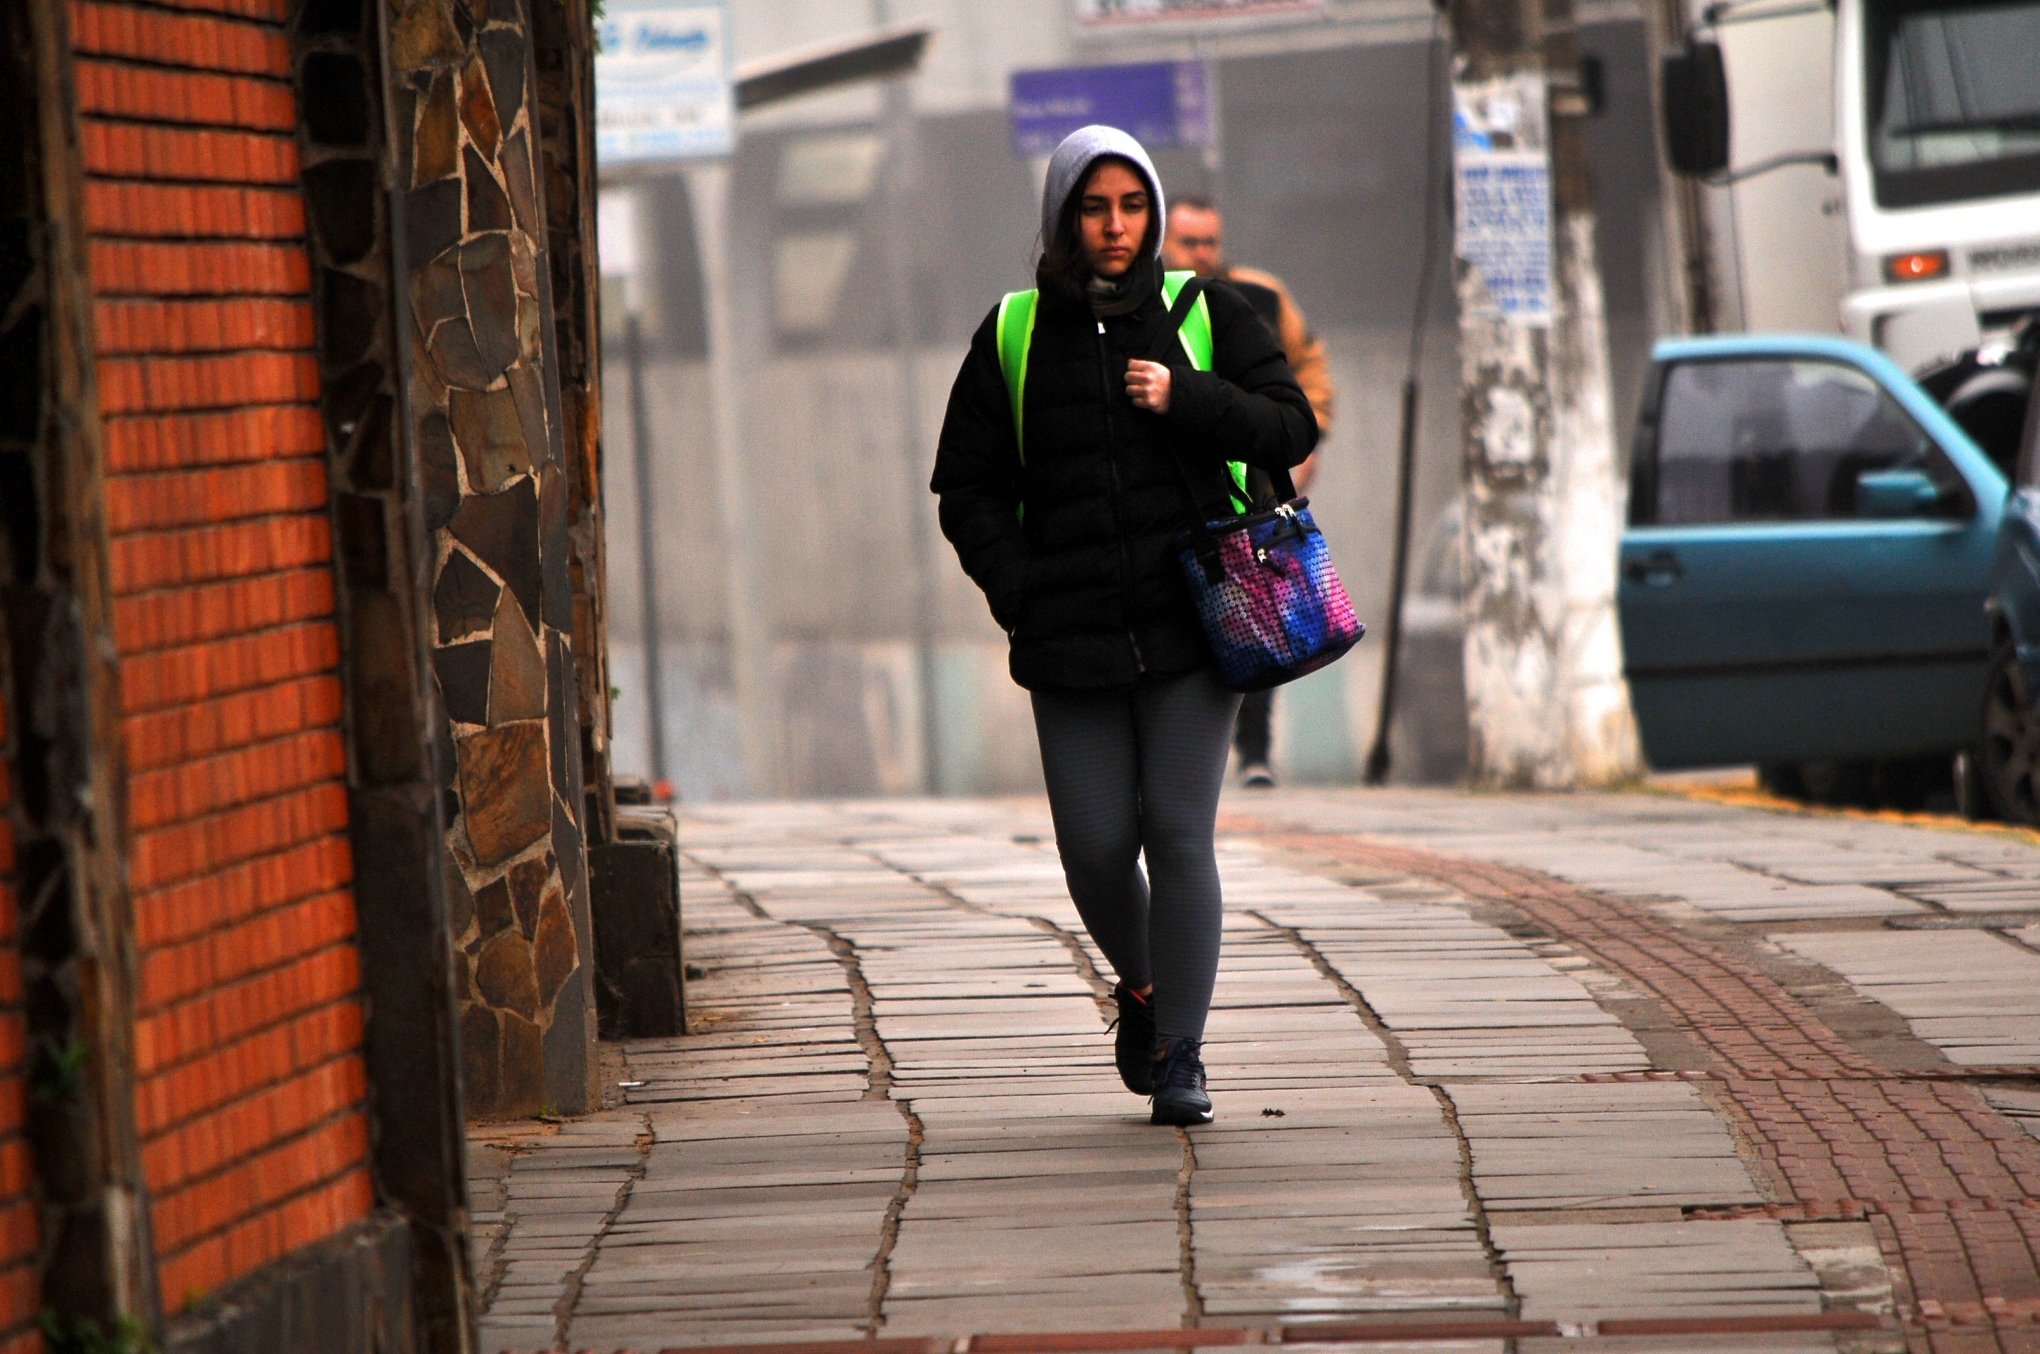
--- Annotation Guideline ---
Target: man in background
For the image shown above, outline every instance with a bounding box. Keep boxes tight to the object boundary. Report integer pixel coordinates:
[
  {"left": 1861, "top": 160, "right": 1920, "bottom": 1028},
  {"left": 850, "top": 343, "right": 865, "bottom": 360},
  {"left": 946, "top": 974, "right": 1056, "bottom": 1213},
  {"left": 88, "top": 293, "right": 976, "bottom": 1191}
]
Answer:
[{"left": 1164, "top": 193, "right": 1337, "bottom": 789}]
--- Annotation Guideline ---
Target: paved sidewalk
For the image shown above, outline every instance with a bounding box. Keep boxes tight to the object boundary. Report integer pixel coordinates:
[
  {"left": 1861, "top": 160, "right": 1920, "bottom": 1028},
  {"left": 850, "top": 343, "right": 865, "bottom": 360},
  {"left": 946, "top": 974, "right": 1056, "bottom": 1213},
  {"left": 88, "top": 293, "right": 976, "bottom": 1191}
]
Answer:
[{"left": 468, "top": 788, "right": 2040, "bottom": 1353}]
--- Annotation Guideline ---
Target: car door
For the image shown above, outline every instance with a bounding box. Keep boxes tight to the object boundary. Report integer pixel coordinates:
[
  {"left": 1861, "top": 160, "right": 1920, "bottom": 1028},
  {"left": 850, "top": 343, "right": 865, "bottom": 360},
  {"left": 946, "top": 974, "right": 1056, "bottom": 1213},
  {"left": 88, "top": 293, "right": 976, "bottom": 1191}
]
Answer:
[{"left": 1620, "top": 336, "right": 2006, "bottom": 770}]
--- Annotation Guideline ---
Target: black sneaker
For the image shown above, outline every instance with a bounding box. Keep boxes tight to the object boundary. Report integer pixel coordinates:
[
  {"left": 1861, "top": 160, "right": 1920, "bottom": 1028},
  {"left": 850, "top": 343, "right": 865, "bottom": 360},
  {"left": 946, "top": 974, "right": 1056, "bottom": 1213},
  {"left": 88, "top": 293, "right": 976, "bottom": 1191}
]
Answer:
[
  {"left": 1109, "top": 983, "right": 1156, "bottom": 1095},
  {"left": 1150, "top": 1037, "right": 1214, "bottom": 1126},
  {"left": 1240, "top": 761, "right": 1276, "bottom": 790}
]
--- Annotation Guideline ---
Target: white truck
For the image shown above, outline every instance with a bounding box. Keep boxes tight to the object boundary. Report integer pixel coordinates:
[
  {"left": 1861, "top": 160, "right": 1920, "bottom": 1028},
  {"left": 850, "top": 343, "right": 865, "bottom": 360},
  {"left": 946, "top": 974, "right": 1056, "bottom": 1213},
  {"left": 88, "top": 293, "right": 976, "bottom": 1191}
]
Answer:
[{"left": 1661, "top": 0, "right": 2040, "bottom": 449}]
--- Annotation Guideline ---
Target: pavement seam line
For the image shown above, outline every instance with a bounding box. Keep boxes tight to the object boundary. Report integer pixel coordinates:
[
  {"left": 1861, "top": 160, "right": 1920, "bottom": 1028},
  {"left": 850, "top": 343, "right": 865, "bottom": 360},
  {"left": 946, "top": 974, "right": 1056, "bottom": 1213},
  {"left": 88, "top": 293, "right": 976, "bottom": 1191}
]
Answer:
[
  {"left": 472, "top": 1141, "right": 525, "bottom": 1312},
  {"left": 551, "top": 1108, "right": 653, "bottom": 1349},
  {"left": 1173, "top": 1126, "right": 1204, "bottom": 1326},
  {"left": 689, "top": 851, "right": 925, "bottom": 1339},
  {"left": 762, "top": 885, "right": 919, "bottom": 1334},
  {"left": 1248, "top": 908, "right": 1523, "bottom": 1321}
]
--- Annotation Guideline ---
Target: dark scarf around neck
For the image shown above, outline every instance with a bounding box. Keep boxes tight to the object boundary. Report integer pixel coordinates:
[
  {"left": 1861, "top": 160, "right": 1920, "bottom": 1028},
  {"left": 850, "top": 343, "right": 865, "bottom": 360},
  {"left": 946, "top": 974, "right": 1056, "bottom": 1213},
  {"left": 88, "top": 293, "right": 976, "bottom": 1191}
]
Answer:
[{"left": 1086, "top": 253, "right": 1158, "bottom": 318}]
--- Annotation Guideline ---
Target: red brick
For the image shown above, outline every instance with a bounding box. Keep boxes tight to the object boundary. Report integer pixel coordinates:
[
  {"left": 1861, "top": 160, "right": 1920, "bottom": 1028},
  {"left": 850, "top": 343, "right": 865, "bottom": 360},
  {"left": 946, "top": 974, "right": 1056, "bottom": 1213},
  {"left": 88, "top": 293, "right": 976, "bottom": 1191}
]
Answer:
[
  {"left": 0, "top": 1262, "right": 36, "bottom": 1352},
  {"left": 104, "top": 405, "right": 324, "bottom": 473},
  {"left": 85, "top": 182, "right": 305, "bottom": 241},
  {"left": 150, "top": 1111, "right": 368, "bottom": 1252},
  {"left": 115, "top": 569, "right": 335, "bottom": 658},
  {"left": 75, "top": 62, "right": 295, "bottom": 133},
  {"left": 128, "top": 780, "right": 348, "bottom": 892},
  {"left": 134, "top": 995, "right": 363, "bottom": 1137},
  {"left": 122, "top": 675, "right": 341, "bottom": 773},
  {"left": 157, "top": 1233, "right": 227, "bottom": 1311},
  {"left": 109, "top": 516, "right": 333, "bottom": 596},
  {"left": 97, "top": 297, "right": 315, "bottom": 355},
  {"left": 160, "top": 0, "right": 293, "bottom": 20},
  {"left": 81, "top": 117, "right": 300, "bottom": 184},
  {"left": 142, "top": 888, "right": 357, "bottom": 1012},
  {"left": 107, "top": 462, "right": 329, "bottom": 536},
  {"left": 133, "top": 833, "right": 351, "bottom": 949},
  {"left": 118, "top": 622, "right": 340, "bottom": 724},
  {"left": 70, "top": 3, "right": 292, "bottom": 77},
  {"left": 141, "top": 1053, "right": 365, "bottom": 1192},
  {"left": 89, "top": 239, "right": 311, "bottom": 300},
  {"left": 135, "top": 940, "right": 360, "bottom": 1075},
  {"left": 128, "top": 728, "right": 346, "bottom": 832}
]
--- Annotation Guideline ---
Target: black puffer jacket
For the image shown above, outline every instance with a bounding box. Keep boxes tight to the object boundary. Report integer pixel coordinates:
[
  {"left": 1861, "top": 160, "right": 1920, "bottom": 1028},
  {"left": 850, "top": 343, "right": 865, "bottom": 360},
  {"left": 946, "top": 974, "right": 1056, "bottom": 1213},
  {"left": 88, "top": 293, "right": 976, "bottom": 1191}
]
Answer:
[{"left": 931, "top": 279, "right": 1319, "bottom": 691}]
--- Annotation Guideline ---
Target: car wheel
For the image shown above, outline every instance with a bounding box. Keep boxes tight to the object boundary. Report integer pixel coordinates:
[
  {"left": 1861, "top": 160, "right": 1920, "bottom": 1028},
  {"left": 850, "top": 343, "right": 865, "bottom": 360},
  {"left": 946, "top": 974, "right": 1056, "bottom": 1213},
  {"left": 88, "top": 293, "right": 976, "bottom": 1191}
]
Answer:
[{"left": 1979, "top": 639, "right": 2040, "bottom": 825}]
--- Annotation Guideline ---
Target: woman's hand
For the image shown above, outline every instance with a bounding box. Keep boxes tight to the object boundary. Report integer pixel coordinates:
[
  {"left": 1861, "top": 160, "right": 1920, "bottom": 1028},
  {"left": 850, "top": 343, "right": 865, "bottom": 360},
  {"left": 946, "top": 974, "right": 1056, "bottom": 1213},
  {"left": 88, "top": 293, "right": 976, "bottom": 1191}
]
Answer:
[{"left": 1125, "top": 359, "right": 1171, "bottom": 415}]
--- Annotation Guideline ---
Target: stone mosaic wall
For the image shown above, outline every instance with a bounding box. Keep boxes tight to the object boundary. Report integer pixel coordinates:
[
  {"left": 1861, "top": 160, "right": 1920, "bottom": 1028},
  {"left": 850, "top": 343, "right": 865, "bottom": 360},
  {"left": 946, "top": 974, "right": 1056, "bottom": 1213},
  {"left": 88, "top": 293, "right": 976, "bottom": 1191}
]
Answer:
[
  {"left": 383, "top": 0, "right": 599, "bottom": 1119},
  {"left": 530, "top": 0, "right": 614, "bottom": 845}
]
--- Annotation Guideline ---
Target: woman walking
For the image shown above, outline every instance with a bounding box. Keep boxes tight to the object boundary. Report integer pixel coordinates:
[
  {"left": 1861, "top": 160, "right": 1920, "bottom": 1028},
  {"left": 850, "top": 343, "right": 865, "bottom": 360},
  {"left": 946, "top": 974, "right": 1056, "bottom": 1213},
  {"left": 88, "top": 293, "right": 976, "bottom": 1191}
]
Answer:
[{"left": 929, "top": 126, "right": 1318, "bottom": 1125}]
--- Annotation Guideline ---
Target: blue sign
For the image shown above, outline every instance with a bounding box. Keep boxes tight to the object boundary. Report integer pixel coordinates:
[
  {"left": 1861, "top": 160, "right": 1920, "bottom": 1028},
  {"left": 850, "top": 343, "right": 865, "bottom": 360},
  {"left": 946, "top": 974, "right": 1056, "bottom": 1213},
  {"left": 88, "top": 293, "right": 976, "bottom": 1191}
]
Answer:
[{"left": 1009, "top": 61, "right": 1210, "bottom": 157}]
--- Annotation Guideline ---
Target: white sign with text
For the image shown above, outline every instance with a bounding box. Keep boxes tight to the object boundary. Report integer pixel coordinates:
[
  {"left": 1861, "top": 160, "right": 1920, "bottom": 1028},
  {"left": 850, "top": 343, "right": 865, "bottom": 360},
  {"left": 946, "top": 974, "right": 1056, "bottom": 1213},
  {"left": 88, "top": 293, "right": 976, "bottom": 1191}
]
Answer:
[{"left": 596, "top": 0, "right": 735, "bottom": 165}]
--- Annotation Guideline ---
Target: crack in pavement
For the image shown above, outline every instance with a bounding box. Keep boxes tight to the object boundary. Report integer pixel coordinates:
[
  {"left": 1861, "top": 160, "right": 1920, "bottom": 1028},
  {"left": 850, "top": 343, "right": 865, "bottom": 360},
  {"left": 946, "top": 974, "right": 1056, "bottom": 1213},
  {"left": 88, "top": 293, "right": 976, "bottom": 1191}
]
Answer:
[
  {"left": 722, "top": 878, "right": 923, "bottom": 1338},
  {"left": 1249, "top": 909, "right": 1523, "bottom": 1322},
  {"left": 1171, "top": 1127, "right": 1203, "bottom": 1326},
  {"left": 552, "top": 1111, "right": 654, "bottom": 1350}
]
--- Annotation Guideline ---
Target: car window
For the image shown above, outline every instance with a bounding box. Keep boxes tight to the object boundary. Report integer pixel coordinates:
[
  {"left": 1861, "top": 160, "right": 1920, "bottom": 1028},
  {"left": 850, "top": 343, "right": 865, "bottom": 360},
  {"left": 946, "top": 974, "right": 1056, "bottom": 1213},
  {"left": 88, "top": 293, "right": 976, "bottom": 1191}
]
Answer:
[{"left": 1642, "top": 357, "right": 1965, "bottom": 525}]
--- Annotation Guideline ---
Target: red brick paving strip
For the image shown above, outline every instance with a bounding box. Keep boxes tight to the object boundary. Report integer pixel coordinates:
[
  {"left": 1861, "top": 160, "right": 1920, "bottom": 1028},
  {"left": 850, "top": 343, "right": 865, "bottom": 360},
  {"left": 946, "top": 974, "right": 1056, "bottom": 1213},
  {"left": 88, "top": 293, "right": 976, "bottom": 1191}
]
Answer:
[{"left": 1247, "top": 827, "right": 2040, "bottom": 1353}]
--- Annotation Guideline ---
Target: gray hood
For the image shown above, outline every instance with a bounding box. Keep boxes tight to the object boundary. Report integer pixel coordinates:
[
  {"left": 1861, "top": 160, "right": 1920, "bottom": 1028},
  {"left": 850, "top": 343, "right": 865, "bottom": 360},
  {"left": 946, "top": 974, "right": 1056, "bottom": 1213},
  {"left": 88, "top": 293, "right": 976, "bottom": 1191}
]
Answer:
[{"left": 1040, "top": 125, "right": 1166, "bottom": 261}]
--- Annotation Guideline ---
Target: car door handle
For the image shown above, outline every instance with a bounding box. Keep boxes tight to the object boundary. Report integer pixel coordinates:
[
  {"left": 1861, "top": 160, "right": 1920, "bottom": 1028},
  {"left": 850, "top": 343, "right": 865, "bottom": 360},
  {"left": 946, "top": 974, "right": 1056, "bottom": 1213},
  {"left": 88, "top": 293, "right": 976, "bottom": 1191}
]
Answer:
[{"left": 1623, "top": 550, "right": 1683, "bottom": 585}]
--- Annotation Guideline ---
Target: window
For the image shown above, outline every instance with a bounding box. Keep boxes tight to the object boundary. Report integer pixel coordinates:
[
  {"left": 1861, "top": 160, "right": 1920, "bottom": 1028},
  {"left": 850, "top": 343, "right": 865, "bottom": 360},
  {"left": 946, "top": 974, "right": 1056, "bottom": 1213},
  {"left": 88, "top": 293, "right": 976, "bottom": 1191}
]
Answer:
[
  {"left": 1644, "top": 358, "right": 1964, "bottom": 525},
  {"left": 1864, "top": 0, "right": 2040, "bottom": 207}
]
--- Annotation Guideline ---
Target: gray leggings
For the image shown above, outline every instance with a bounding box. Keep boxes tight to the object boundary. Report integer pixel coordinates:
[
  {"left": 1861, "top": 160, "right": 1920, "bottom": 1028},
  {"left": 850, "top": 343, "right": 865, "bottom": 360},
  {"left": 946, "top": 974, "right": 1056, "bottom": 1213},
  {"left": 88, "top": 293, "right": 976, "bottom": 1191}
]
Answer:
[{"left": 1031, "top": 668, "right": 1241, "bottom": 1042}]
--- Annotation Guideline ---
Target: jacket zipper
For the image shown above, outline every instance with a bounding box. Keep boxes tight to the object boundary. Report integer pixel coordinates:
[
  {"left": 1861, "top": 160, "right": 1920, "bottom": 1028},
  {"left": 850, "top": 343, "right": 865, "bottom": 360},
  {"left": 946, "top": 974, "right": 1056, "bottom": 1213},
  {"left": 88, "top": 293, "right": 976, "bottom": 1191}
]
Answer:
[{"left": 1094, "top": 318, "right": 1146, "bottom": 674}]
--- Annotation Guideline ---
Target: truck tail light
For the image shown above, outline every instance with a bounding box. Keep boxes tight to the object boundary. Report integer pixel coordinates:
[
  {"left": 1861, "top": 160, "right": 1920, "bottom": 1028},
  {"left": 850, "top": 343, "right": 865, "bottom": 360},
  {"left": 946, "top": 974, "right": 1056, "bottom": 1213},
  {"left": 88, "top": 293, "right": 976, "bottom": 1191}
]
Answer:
[{"left": 1884, "top": 249, "right": 1949, "bottom": 283}]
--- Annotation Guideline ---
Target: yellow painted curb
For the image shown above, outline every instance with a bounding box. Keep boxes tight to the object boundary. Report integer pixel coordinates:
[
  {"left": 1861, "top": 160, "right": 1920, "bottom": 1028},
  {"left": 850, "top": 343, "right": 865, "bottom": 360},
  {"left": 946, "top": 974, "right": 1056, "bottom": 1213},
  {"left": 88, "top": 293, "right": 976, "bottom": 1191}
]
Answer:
[{"left": 1649, "top": 776, "right": 2040, "bottom": 847}]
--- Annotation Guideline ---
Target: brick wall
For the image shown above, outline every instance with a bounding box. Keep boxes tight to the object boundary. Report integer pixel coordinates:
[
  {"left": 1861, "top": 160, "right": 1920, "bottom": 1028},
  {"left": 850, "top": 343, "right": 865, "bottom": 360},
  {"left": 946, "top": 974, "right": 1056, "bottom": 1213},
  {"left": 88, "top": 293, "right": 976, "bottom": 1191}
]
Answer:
[
  {"left": 0, "top": 650, "right": 42, "bottom": 1354},
  {"left": 69, "top": 0, "right": 376, "bottom": 1310}
]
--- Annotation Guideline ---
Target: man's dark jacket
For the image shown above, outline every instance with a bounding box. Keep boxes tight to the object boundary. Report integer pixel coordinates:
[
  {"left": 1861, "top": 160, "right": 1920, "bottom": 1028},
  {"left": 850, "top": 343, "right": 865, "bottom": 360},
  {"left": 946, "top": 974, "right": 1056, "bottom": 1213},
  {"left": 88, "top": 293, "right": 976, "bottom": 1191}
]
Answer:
[{"left": 931, "top": 278, "right": 1319, "bottom": 692}]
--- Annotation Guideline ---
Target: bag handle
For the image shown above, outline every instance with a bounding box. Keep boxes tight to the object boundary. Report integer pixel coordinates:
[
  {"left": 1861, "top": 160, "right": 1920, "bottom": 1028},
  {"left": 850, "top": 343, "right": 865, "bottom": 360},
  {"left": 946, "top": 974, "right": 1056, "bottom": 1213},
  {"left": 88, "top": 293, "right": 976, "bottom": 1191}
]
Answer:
[{"left": 1154, "top": 279, "right": 1300, "bottom": 580}]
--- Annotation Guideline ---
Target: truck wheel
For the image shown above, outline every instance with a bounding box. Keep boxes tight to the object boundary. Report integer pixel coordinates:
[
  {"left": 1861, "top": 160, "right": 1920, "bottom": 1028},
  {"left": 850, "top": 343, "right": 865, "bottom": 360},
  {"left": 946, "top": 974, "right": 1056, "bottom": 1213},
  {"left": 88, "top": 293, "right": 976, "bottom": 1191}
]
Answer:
[{"left": 1979, "top": 639, "right": 2040, "bottom": 826}]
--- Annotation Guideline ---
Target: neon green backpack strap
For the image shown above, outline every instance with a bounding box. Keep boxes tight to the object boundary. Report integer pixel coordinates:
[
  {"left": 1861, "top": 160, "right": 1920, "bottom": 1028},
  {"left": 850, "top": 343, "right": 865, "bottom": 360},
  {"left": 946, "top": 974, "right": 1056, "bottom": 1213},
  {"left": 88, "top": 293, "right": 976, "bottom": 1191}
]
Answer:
[
  {"left": 995, "top": 288, "right": 1039, "bottom": 464},
  {"left": 1160, "top": 270, "right": 1214, "bottom": 371},
  {"left": 1160, "top": 270, "right": 1250, "bottom": 513}
]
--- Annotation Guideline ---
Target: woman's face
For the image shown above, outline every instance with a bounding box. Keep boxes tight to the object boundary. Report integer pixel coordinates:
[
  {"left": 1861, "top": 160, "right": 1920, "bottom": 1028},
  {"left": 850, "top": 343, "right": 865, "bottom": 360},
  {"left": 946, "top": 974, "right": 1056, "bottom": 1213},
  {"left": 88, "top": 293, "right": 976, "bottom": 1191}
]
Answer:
[{"left": 1077, "top": 160, "right": 1151, "bottom": 280}]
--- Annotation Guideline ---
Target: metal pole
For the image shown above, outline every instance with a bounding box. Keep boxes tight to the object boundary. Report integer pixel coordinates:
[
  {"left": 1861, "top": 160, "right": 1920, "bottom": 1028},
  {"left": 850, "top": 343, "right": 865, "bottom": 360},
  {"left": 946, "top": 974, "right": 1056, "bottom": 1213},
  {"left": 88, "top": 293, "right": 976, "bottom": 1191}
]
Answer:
[
  {"left": 875, "top": 0, "right": 941, "bottom": 794},
  {"left": 1364, "top": 14, "right": 1445, "bottom": 786},
  {"left": 1362, "top": 376, "right": 1421, "bottom": 784},
  {"left": 624, "top": 309, "right": 668, "bottom": 788},
  {"left": 687, "top": 160, "right": 775, "bottom": 796}
]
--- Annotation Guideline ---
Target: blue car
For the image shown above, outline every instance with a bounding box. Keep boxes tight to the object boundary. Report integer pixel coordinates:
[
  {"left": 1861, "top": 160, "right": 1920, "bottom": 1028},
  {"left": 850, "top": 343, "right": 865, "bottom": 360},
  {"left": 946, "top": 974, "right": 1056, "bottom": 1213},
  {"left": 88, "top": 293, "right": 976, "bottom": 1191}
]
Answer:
[
  {"left": 1978, "top": 378, "right": 2040, "bottom": 822},
  {"left": 1620, "top": 335, "right": 2009, "bottom": 805}
]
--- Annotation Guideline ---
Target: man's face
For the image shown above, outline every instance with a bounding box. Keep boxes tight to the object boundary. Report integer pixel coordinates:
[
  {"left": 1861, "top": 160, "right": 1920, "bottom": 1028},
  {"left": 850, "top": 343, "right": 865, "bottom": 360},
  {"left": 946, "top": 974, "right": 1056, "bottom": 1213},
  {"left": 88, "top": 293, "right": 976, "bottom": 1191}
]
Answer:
[{"left": 1163, "top": 204, "right": 1224, "bottom": 278}]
